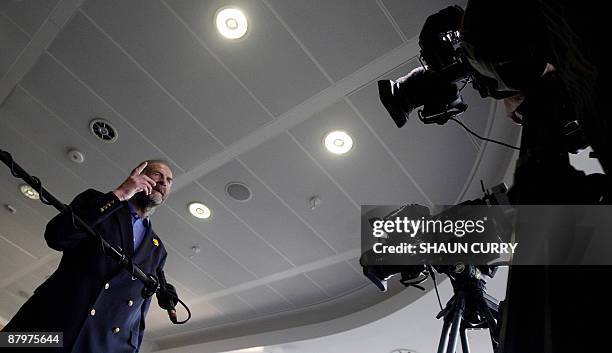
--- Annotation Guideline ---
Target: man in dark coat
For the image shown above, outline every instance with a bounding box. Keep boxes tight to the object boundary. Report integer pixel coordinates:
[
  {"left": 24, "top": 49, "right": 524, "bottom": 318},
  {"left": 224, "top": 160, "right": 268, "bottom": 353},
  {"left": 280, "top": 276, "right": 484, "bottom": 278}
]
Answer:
[{"left": 3, "top": 160, "right": 174, "bottom": 353}]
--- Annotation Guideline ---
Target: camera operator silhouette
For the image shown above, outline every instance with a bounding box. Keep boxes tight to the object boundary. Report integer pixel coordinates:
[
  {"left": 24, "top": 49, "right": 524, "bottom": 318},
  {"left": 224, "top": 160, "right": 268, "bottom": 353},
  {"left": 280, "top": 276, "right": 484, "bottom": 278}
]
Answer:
[
  {"left": 461, "top": 1, "right": 609, "bottom": 352},
  {"left": 461, "top": 0, "right": 609, "bottom": 201}
]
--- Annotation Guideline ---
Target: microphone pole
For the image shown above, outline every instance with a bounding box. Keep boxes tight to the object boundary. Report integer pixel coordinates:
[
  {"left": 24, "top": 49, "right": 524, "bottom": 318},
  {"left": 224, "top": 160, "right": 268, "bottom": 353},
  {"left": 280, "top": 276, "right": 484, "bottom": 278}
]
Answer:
[{"left": 0, "top": 149, "right": 159, "bottom": 297}]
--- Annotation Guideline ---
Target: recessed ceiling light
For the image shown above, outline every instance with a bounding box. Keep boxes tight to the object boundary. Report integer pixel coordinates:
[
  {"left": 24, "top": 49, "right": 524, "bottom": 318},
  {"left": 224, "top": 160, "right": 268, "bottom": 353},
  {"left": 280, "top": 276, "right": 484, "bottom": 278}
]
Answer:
[
  {"left": 323, "top": 130, "right": 353, "bottom": 155},
  {"left": 215, "top": 7, "right": 248, "bottom": 39},
  {"left": 188, "top": 202, "right": 211, "bottom": 219},
  {"left": 19, "top": 184, "right": 39, "bottom": 200}
]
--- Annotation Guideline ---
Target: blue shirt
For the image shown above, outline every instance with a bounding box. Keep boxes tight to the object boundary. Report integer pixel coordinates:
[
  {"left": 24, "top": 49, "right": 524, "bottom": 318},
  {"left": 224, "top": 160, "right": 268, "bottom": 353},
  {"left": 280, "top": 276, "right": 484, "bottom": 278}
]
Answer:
[{"left": 127, "top": 201, "right": 149, "bottom": 251}]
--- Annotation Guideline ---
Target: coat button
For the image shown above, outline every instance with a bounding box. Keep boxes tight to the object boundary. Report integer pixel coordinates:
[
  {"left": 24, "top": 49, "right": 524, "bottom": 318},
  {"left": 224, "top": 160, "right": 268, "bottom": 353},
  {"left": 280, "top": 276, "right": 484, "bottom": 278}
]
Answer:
[
  {"left": 104, "top": 283, "right": 110, "bottom": 290},
  {"left": 90, "top": 309, "right": 96, "bottom": 316},
  {"left": 112, "top": 327, "right": 120, "bottom": 334},
  {"left": 127, "top": 300, "right": 134, "bottom": 307}
]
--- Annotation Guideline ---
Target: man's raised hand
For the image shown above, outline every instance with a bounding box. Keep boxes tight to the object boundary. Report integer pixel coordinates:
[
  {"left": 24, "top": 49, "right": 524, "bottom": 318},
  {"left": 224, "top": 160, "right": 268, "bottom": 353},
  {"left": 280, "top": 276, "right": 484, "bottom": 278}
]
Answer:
[{"left": 112, "top": 162, "right": 157, "bottom": 201}]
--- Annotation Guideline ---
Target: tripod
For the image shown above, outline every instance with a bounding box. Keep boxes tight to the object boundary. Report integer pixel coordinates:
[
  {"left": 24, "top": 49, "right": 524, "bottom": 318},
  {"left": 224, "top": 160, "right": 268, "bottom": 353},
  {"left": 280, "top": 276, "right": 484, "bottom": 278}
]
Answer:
[{"left": 435, "top": 265, "right": 500, "bottom": 353}]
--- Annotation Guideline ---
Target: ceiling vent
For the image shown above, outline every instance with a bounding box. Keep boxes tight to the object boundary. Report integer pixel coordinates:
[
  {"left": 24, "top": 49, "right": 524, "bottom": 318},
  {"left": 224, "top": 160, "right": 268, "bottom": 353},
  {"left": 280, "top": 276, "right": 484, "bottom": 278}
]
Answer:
[
  {"left": 225, "top": 182, "right": 252, "bottom": 202},
  {"left": 89, "top": 118, "right": 118, "bottom": 143}
]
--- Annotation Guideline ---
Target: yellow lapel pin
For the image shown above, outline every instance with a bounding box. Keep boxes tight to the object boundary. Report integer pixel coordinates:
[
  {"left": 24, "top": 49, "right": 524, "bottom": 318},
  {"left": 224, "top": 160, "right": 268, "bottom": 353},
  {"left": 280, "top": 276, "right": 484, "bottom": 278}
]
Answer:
[{"left": 153, "top": 238, "right": 159, "bottom": 247}]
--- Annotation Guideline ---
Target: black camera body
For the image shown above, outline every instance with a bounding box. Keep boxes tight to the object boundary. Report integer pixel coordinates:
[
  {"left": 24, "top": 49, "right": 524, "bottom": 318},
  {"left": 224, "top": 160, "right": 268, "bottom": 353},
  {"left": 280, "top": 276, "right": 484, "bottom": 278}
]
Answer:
[
  {"left": 378, "top": 4, "right": 589, "bottom": 156},
  {"left": 360, "top": 183, "right": 512, "bottom": 292},
  {"left": 378, "top": 5, "right": 507, "bottom": 127}
]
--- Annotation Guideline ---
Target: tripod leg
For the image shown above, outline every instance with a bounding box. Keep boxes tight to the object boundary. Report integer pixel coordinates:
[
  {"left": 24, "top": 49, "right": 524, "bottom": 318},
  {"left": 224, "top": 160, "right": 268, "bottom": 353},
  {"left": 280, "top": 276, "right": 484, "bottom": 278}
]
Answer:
[
  {"left": 478, "top": 293, "right": 499, "bottom": 352},
  {"left": 490, "top": 329, "right": 498, "bottom": 353},
  {"left": 446, "top": 294, "right": 465, "bottom": 353},
  {"left": 437, "top": 318, "right": 453, "bottom": 353},
  {"left": 460, "top": 328, "right": 470, "bottom": 353}
]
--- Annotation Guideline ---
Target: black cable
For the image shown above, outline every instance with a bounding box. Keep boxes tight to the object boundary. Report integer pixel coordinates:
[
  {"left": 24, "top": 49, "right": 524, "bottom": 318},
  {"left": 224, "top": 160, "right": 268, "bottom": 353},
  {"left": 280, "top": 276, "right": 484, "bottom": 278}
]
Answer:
[
  {"left": 449, "top": 117, "right": 521, "bottom": 150},
  {"left": 429, "top": 266, "right": 444, "bottom": 311},
  {"left": 6, "top": 151, "right": 53, "bottom": 205},
  {"left": 9, "top": 157, "right": 19, "bottom": 178},
  {"left": 173, "top": 296, "right": 192, "bottom": 325},
  {"left": 31, "top": 175, "right": 52, "bottom": 205},
  {"left": 156, "top": 269, "right": 191, "bottom": 324},
  {"left": 65, "top": 205, "right": 77, "bottom": 230}
]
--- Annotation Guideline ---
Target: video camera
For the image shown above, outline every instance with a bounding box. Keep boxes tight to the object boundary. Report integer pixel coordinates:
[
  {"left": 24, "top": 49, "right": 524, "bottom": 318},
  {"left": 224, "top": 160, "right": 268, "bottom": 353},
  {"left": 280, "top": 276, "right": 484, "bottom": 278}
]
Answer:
[
  {"left": 378, "top": 5, "right": 516, "bottom": 127},
  {"left": 360, "top": 183, "right": 512, "bottom": 292}
]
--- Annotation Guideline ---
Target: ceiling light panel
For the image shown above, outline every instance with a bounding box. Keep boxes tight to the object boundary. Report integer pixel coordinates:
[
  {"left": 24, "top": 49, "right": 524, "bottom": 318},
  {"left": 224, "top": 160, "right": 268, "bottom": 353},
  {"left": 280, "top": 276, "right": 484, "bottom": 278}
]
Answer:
[
  {"left": 215, "top": 7, "right": 248, "bottom": 39},
  {"left": 19, "top": 184, "right": 40, "bottom": 200},
  {"left": 188, "top": 202, "right": 211, "bottom": 219},
  {"left": 323, "top": 130, "right": 353, "bottom": 155}
]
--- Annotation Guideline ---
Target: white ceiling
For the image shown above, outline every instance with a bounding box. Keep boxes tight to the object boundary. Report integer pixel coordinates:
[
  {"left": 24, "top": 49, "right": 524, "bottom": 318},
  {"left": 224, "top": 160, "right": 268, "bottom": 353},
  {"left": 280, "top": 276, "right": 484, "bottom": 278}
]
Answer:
[{"left": 0, "top": 0, "right": 520, "bottom": 351}]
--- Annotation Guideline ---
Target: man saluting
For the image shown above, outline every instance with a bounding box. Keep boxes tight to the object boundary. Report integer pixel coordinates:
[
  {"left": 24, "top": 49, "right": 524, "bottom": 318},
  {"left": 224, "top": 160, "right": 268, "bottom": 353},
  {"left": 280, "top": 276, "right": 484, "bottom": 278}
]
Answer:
[{"left": 3, "top": 160, "right": 175, "bottom": 353}]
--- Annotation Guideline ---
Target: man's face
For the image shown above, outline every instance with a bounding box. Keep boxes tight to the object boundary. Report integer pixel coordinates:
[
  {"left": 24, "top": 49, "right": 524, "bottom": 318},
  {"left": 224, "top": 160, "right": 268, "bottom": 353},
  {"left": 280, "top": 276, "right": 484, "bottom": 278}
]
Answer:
[
  {"left": 466, "top": 55, "right": 548, "bottom": 93},
  {"left": 142, "top": 163, "right": 173, "bottom": 205}
]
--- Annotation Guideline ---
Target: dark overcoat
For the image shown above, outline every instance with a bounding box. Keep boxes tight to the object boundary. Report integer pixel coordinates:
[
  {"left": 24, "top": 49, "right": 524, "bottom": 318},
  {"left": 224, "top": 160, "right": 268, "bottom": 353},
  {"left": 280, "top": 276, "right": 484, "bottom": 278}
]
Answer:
[{"left": 3, "top": 189, "right": 167, "bottom": 353}]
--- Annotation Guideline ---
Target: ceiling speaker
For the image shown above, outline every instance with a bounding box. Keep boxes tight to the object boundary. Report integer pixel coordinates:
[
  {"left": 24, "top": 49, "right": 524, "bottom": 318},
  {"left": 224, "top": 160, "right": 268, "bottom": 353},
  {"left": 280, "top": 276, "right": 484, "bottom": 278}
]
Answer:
[
  {"left": 89, "top": 118, "right": 118, "bottom": 143},
  {"left": 225, "top": 182, "right": 252, "bottom": 202}
]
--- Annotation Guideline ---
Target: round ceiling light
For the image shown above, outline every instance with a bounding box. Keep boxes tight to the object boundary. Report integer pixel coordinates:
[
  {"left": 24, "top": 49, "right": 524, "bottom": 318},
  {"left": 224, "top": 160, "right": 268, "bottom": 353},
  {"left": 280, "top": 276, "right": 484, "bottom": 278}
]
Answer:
[
  {"left": 188, "top": 202, "right": 211, "bottom": 219},
  {"left": 215, "top": 7, "right": 248, "bottom": 39},
  {"left": 323, "top": 130, "right": 353, "bottom": 155},
  {"left": 19, "top": 184, "right": 39, "bottom": 200}
]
